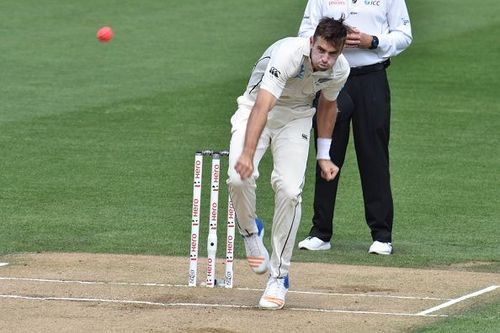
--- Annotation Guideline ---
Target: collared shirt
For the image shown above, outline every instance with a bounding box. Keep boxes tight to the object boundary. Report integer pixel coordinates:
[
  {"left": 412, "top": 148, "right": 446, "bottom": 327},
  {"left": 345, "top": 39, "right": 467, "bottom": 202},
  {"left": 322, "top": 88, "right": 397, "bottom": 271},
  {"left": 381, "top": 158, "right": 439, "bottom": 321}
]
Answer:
[
  {"left": 240, "top": 37, "right": 349, "bottom": 128},
  {"left": 298, "top": 0, "right": 412, "bottom": 68}
]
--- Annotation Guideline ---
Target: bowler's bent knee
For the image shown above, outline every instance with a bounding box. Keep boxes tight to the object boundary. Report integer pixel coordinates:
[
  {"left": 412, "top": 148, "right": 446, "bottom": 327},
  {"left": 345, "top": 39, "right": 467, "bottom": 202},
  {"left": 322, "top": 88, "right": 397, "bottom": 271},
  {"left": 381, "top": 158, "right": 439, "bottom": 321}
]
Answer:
[{"left": 273, "top": 182, "right": 302, "bottom": 205}]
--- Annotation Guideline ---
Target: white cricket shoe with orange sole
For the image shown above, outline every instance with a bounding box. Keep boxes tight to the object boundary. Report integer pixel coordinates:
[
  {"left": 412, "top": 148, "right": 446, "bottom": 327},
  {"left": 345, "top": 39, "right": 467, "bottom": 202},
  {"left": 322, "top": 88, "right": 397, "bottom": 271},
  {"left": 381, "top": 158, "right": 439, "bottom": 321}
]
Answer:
[
  {"left": 259, "top": 275, "right": 289, "bottom": 310},
  {"left": 243, "top": 218, "right": 269, "bottom": 274}
]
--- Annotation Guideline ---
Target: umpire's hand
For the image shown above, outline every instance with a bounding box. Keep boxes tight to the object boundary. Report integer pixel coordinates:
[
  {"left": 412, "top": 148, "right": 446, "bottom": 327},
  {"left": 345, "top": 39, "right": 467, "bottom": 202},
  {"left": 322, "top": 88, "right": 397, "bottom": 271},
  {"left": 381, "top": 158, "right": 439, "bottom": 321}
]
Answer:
[{"left": 318, "top": 159, "right": 339, "bottom": 181}]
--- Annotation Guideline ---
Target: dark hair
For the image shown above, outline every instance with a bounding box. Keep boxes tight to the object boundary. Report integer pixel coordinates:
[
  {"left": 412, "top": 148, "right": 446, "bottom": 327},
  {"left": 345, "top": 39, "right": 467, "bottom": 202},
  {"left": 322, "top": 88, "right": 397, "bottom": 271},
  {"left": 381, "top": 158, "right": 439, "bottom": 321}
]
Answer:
[{"left": 313, "top": 16, "right": 348, "bottom": 50}]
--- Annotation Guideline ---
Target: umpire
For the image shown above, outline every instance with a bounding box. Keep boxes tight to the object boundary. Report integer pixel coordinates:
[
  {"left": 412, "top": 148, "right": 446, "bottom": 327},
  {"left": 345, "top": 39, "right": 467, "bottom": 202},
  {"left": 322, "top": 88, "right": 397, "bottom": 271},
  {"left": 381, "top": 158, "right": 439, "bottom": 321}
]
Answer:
[{"left": 297, "top": 0, "right": 413, "bottom": 254}]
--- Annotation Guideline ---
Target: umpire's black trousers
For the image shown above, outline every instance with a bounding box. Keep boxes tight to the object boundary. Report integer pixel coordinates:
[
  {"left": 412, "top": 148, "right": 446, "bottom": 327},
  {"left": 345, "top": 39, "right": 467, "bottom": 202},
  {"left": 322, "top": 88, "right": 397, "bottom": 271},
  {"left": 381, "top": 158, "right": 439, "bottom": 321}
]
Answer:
[{"left": 310, "top": 60, "right": 393, "bottom": 243}]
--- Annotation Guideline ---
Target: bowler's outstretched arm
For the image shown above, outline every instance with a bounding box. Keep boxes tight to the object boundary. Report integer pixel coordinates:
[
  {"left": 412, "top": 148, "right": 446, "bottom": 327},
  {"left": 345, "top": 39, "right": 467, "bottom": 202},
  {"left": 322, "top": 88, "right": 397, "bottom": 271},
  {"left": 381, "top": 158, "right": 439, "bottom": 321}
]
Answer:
[{"left": 235, "top": 89, "right": 277, "bottom": 180}]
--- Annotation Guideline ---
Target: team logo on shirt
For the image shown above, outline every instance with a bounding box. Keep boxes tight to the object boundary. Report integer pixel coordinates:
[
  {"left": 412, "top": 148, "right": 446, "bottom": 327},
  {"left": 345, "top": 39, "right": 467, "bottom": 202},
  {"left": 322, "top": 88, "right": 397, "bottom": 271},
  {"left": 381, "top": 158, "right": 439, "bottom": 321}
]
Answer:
[{"left": 269, "top": 67, "right": 281, "bottom": 78}]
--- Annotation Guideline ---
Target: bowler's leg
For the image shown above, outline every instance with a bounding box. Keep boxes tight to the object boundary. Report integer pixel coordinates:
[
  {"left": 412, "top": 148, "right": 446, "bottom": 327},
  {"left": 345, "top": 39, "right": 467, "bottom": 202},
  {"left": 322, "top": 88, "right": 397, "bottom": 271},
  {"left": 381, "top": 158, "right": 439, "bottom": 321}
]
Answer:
[
  {"left": 226, "top": 107, "right": 270, "bottom": 273},
  {"left": 226, "top": 119, "right": 269, "bottom": 235},
  {"left": 258, "top": 117, "right": 310, "bottom": 310},
  {"left": 269, "top": 117, "right": 311, "bottom": 278}
]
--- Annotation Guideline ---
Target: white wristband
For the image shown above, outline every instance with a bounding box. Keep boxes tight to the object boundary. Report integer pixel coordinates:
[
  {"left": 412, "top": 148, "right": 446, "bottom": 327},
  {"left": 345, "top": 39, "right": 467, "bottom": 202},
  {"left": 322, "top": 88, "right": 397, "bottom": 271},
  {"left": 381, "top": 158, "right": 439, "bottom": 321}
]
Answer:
[{"left": 316, "top": 138, "right": 332, "bottom": 160}]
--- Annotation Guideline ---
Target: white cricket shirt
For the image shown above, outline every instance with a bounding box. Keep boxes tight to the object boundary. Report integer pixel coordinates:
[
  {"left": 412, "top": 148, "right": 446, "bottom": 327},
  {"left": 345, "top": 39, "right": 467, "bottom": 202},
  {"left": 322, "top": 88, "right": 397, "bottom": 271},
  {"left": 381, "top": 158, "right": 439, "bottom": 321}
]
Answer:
[
  {"left": 298, "top": 0, "right": 412, "bottom": 67},
  {"left": 239, "top": 37, "right": 349, "bottom": 128}
]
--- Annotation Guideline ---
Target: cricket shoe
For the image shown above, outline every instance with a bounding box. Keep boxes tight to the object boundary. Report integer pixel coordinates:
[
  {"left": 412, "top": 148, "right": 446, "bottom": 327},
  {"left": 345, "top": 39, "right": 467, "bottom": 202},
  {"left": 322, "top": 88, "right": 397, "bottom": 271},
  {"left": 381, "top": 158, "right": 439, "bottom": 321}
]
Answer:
[
  {"left": 298, "top": 236, "right": 331, "bottom": 250},
  {"left": 243, "top": 218, "right": 269, "bottom": 274},
  {"left": 259, "top": 275, "right": 289, "bottom": 310},
  {"left": 368, "top": 241, "right": 393, "bottom": 255}
]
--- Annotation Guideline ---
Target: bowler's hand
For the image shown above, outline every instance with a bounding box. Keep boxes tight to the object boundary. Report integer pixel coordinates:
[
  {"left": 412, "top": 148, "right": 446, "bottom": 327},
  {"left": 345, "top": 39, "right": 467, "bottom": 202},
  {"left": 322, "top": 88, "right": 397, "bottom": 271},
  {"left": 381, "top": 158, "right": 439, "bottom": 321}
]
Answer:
[
  {"left": 318, "top": 159, "right": 339, "bottom": 181},
  {"left": 234, "top": 153, "right": 254, "bottom": 180}
]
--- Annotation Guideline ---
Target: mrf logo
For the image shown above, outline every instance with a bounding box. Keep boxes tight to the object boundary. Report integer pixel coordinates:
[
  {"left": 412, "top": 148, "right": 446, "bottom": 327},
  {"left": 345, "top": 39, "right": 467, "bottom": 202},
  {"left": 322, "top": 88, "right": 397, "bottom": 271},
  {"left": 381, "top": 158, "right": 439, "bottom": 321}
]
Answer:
[{"left": 269, "top": 67, "right": 281, "bottom": 78}]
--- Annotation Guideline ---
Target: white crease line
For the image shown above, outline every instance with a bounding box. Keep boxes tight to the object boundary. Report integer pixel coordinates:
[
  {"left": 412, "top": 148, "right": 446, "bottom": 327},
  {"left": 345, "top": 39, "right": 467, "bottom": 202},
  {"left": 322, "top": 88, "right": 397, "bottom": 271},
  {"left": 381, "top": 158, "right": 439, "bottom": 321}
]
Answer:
[
  {"left": 0, "top": 294, "right": 252, "bottom": 309},
  {"left": 241, "top": 287, "right": 447, "bottom": 300},
  {"left": 288, "top": 307, "right": 447, "bottom": 317},
  {"left": 416, "top": 285, "right": 499, "bottom": 316},
  {"left": 0, "top": 294, "right": 447, "bottom": 317},
  {"left": 0, "top": 276, "right": 447, "bottom": 301},
  {"left": 0, "top": 276, "right": 185, "bottom": 288},
  {"left": 0, "top": 263, "right": 9, "bottom": 267}
]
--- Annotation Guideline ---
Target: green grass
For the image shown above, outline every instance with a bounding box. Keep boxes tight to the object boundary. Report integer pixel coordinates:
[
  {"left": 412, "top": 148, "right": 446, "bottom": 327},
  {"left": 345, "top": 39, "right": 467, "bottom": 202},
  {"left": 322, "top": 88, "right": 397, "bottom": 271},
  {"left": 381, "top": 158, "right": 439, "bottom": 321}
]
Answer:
[
  {"left": 0, "top": 0, "right": 304, "bottom": 255},
  {"left": 0, "top": 0, "right": 499, "bottom": 331},
  {"left": 410, "top": 298, "right": 500, "bottom": 333}
]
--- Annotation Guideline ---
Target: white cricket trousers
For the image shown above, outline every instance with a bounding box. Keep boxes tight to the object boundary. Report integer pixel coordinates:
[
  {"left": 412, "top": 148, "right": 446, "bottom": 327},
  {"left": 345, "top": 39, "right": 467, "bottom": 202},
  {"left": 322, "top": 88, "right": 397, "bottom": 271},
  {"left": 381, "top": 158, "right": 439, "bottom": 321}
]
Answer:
[{"left": 227, "top": 105, "right": 312, "bottom": 278}]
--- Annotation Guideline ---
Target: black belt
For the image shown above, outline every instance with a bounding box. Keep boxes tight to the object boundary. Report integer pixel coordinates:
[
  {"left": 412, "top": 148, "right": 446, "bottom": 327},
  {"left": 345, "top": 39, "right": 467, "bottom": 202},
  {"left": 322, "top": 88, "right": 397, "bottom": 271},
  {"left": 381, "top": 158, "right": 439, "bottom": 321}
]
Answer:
[{"left": 349, "top": 59, "right": 391, "bottom": 76}]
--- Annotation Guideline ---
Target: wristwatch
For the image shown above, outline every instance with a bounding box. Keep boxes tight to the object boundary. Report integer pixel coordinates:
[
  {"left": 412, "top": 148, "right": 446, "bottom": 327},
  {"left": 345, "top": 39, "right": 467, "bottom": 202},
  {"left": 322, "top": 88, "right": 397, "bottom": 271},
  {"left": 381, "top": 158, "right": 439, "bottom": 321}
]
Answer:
[{"left": 369, "top": 35, "right": 379, "bottom": 50}]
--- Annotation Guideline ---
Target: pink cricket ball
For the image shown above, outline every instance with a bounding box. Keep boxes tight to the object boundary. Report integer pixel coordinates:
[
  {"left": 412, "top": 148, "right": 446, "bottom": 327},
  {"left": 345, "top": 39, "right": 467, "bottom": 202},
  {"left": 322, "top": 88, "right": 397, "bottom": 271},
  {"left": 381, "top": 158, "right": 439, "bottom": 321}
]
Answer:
[{"left": 97, "top": 26, "right": 113, "bottom": 43}]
